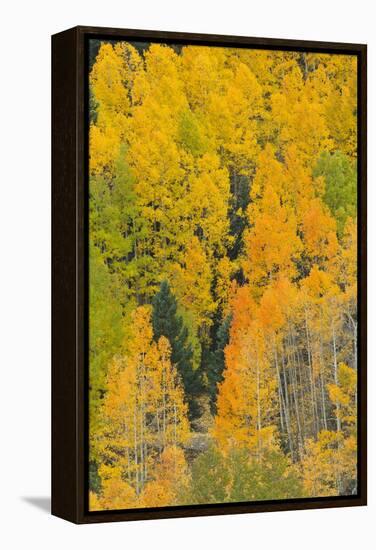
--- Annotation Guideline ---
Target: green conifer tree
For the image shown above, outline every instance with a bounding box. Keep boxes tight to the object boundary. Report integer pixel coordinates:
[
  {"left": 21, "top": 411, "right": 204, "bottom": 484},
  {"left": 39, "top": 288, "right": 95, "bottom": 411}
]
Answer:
[
  {"left": 206, "top": 315, "right": 232, "bottom": 413},
  {"left": 152, "top": 281, "right": 200, "bottom": 418}
]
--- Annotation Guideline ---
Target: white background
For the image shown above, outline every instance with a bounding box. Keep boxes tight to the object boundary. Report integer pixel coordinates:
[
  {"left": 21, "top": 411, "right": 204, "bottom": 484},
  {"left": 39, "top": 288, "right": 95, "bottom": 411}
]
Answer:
[{"left": 0, "top": 0, "right": 374, "bottom": 548}]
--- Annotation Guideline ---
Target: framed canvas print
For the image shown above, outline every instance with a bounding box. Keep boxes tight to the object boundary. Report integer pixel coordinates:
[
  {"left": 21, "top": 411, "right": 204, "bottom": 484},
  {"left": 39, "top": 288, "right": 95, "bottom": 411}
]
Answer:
[{"left": 52, "top": 26, "right": 367, "bottom": 524}]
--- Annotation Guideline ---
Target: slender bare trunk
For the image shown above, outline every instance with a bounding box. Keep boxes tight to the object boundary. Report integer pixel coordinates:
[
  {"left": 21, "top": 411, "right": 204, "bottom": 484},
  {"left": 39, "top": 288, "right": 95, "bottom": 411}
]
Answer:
[
  {"left": 318, "top": 335, "right": 328, "bottom": 430},
  {"left": 347, "top": 311, "right": 358, "bottom": 408},
  {"left": 274, "top": 345, "right": 285, "bottom": 432},
  {"left": 256, "top": 355, "right": 262, "bottom": 460},
  {"left": 281, "top": 346, "right": 294, "bottom": 459},
  {"left": 332, "top": 323, "right": 341, "bottom": 433},
  {"left": 173, "top": 403, "right": 177, "bottom": 446},
  {"left": 320, "top": 372, "right": 328, "bottom": 430},
  {"left": 139, "top": 407, "right": 144, "bottom": 486},
  {"left": 305, "top": 310, "right": 319, "bottom": 437},
  {"left": 288, "top": 328, "right": 303, "bottom": 456},
  {"left": 133, "top": 409, "right": 139, "bottom": 495}
]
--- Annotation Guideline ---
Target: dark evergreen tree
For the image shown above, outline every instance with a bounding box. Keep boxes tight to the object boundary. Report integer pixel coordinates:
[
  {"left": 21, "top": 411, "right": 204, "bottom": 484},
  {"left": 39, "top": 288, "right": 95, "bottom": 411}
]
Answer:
[
  {"left": 152, "top": 281, "right": 201, "bottom": 419},
  {"left": 89, "top": 460, "right": 101, "bottom": 494},
  {"left": 206, "top": 314, "right": 232, "bottom": 414},
  {"left": 228, "top": 172, "right": 251, "bottom": 260}
]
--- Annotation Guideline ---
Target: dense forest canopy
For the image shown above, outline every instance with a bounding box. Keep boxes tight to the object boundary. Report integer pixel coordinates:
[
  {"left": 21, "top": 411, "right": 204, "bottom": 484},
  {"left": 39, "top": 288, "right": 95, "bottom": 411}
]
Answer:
[{"left": 88, "top": 40, "right": 358, "bottom": 510}]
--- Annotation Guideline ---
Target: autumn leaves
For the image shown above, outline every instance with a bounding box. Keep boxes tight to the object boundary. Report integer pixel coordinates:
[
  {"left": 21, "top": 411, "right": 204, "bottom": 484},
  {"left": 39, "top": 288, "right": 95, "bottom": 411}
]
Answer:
[
  {"left": 91, "top": 306, "right": 190, "bottom": 509},
  {"left": 88, "top": 41, "right": 358, "bottom": 509}
]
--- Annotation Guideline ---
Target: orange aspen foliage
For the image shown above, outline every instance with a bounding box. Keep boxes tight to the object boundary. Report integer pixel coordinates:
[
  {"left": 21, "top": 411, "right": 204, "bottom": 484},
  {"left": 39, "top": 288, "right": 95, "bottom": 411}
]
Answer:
[
  {"left": 213, "top": 286, "right": 278, "bottom": 455},
  {"left": 244, "top": 184, "right": 302, "bottom": 291}
]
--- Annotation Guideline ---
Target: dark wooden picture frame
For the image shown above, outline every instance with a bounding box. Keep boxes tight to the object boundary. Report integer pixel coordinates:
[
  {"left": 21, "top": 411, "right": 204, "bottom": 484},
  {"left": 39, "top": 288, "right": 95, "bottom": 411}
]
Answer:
[{"left": 52, "top": 26, "right": 367, "bottom": 524}]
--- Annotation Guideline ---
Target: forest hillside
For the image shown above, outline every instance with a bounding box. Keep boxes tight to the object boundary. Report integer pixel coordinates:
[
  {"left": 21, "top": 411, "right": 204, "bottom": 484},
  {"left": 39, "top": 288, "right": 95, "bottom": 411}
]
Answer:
[{"left": 88, "top": 42, "right": 358, "bottom": 510}]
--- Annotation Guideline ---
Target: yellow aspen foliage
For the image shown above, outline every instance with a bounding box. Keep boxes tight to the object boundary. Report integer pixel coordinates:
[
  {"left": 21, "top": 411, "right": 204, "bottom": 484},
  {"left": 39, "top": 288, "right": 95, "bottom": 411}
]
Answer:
[
  {"left": 335, "top": 217, "right": 357, "bottom": 304},
  {"left": 169, "top": 237, "right": 216, "bottom": 335},
  {"left": 302, "top": 364, "right": 357, "bottom": 497},
  {"left": 90, "top": 124, "right": 122, "bottom": 176},
  {"left": 91, "top": 44, "right": 131, "bottom": 123},
  {"left": 89, "top": 490, "right": 102, "bottom": 511},
  {"left": 284, "top": 145, "right": 324, "bottom": 207},
  {"left": 180, "top": 46, "right": 233, "bottom": 111},
  {"left": 238, "top": 50, "right": 297, "bottom": 95},
  {"left": 97, "top": 465, "right": 137, "bottom": 510},
  {"left": 325, "top": 79, "right": 357, "bottom": 159},
  {"left": 144, "top": 44, "right": 186, "bottom": 111},
  {"left": 269, "top": 64, "right": 333, "bottom": 165},
  {"left": 304, "top": 53, "right": 357, "bottom": 157},
  {"left": 186, "top": 153, "right": 231, "bottom": 259},
  {"left": 90, "top": 43, "right": 141, "bottom": 174},
  {"left": 300, "top": 266, "right": 342, "bottom": 353},
  {"left": 206, "top": 63, "right": 262, "bottom": 175},
  {"left": 327, "top": 363, "right": 357, "bottom": 433},
  {"left": 300, "top": 267, "right": 341, "bottom": 355},
  {"left": 249, "top": 143, "right": 284, "bottom": 200},
  {"left": 94, "top": 306, "right": 189, "bottom": 505},
  {"left": 138, "top": 479, "right": 175, "bottom": 508},
  {"left": 302, "top": 431, "right": 349, "bottom": 497},
  {"left": 139, "top": 446, "right": 190, "bottom": 507}
]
